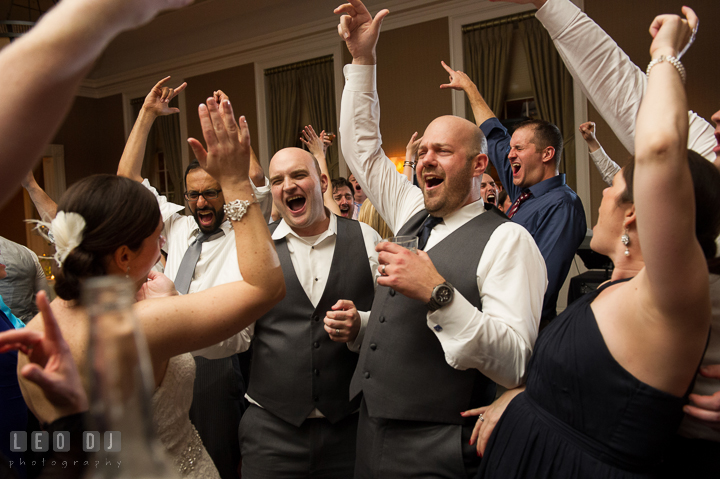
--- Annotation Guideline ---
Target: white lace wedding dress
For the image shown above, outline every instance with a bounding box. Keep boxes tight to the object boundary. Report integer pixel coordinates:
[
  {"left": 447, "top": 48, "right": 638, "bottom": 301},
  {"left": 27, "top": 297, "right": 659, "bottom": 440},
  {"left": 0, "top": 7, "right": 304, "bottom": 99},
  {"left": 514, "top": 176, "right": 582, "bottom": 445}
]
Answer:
[{"left": 152, "top": 353, "right": 221, "bottom": 479}]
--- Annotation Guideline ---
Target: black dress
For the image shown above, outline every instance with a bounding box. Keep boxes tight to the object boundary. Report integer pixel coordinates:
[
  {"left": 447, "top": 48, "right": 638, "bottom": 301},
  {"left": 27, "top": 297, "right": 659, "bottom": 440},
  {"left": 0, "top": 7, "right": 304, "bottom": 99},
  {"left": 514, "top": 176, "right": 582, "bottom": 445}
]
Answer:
[{"left": 477, "top": 279, "right": 693, "bottom": 478}]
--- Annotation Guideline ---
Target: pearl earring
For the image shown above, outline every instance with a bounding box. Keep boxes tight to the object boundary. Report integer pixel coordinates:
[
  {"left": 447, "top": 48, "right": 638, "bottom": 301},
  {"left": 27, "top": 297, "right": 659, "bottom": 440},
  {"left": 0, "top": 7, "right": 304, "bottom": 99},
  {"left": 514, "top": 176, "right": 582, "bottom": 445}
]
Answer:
[{"left": 621, "top": 228, "right": 630, "bottom": 257}]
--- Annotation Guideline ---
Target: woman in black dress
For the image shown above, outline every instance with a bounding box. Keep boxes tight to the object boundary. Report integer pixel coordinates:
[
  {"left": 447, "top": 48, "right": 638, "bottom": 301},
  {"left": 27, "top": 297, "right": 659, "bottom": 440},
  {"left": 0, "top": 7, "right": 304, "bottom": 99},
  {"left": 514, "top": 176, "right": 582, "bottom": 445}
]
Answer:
[{"left": 468, "top": 8, "right": 720, "bottom": 478}]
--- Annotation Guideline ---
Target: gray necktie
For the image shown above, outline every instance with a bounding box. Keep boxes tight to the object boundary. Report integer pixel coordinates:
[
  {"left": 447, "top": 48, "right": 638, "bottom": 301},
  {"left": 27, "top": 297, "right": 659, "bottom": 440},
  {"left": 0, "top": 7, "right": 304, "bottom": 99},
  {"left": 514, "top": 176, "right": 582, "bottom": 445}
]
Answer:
[{"left": 174, "top": 229, "right": 225, "bottom": 294}]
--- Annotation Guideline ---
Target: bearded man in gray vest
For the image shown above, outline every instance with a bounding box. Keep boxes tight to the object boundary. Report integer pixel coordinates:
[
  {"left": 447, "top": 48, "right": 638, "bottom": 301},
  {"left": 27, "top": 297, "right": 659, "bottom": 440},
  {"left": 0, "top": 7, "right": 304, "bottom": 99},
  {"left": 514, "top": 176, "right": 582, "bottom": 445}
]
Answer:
[
  {"left": 336, "top": 1, "right": 547, "bottom": 477},
  {"left": 232, "top": 147, "right": 381, "bottom": 478}
]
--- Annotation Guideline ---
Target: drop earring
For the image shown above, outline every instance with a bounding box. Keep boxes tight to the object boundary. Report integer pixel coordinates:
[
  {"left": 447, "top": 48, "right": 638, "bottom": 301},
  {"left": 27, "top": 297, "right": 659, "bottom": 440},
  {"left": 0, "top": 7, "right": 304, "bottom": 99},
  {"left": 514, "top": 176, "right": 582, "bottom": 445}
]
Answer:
[
  {"left": 621, "top": 228, "right": 630, "bottom": 257},
  {"left": 126, "top": 266, "right": 130, "bottom": 278}
]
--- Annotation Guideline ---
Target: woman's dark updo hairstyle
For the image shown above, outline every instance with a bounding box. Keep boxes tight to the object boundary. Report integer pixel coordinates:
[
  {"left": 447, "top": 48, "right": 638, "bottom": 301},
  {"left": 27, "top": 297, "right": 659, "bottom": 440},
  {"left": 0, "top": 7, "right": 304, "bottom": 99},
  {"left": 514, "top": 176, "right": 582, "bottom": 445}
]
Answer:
[
  {"left": 54, "top": 175, "right": 161, "bottom": 301},
  {"left": 619, "top": 150, "right": 720, "bottom": 272}
]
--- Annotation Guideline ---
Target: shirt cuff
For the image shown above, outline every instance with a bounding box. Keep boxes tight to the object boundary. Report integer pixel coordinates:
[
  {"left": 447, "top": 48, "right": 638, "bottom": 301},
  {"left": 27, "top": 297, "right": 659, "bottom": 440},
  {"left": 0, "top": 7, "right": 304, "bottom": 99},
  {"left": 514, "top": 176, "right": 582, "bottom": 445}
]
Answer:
[
  {"left": 343, "top": 64, "right": 376, "bottom": 92},
  {"left": 425, "top": 289, "right": 476, "bottom": 367},
  {"left": 347, "top": 310, "right": 370, "bottom": 353},
  {"left": 535, "top": 0, "right": 581, "bottom": 40}
]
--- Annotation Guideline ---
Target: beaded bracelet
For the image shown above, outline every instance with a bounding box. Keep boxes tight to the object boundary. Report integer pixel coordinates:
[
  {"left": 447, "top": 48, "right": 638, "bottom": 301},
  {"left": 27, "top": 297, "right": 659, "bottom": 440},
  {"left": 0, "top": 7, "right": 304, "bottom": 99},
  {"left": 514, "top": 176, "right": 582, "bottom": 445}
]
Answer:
[
  {"left": 223, "top": 195, "right": 259, "bottom": 222},
  {"left": 646, "top": 55, "right": 686, "bottom": 84}
]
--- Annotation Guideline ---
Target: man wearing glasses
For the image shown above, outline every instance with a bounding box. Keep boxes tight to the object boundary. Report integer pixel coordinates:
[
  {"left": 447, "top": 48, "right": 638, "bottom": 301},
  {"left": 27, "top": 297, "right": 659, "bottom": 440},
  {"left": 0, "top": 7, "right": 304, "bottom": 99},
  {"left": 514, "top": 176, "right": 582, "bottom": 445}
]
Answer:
[{"left": 117, "top": 83, "right": 271, "bottom": 479}]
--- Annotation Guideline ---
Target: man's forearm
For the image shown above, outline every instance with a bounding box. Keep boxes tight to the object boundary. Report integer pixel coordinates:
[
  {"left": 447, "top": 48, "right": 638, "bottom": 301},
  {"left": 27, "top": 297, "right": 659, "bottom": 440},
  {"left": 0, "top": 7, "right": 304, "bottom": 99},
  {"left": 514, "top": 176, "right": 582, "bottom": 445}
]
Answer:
[
  {"left": 466, "top": 86, "right": 496, "bottom": 127},
  {"left": 118, "top": 109, "right": 157, "bottom": 181},
  {"left": 249, "top": 147, "right": 265, "bottom": 188}
]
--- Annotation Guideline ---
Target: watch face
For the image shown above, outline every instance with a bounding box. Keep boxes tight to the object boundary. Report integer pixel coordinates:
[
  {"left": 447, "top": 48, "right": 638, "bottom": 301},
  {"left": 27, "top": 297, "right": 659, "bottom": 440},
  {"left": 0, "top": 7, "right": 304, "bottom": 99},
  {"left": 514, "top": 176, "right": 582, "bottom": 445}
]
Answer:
[{"left": 436, "top": 285, "right": 453, "bottom": 304}]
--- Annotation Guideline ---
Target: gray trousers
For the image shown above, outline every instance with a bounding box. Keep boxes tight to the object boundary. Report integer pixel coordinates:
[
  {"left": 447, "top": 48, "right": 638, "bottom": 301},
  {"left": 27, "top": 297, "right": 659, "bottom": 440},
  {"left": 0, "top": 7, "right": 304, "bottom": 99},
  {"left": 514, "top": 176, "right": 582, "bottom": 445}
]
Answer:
[
  {"left": 355, "top": 399, "right": 480, "bottom": 478},
  {"left": 189, "top": 356, "right": 245, "bottom": 479},
  {"left": 239, "top": 404, "right": 358, "bottom": 478}
]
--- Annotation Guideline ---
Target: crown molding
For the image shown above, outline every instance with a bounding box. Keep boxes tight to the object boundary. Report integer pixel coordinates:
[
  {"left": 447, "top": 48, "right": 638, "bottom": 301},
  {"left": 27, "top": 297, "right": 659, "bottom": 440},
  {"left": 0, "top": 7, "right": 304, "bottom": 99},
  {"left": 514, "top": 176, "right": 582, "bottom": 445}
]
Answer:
[{"left": 77, "top": 0, "right": 530, "bottom": 98}]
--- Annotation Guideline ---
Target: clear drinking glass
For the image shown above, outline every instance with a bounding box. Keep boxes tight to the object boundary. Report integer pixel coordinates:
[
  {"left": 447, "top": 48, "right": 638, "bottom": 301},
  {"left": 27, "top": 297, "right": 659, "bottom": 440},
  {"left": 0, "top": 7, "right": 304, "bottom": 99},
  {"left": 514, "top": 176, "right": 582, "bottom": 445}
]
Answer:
[
  {"left": 84, "top": 276, "right": 178, "bottom": 478},
  {"left": 383, "top": 235, "right": 419, "bottom": 252}
]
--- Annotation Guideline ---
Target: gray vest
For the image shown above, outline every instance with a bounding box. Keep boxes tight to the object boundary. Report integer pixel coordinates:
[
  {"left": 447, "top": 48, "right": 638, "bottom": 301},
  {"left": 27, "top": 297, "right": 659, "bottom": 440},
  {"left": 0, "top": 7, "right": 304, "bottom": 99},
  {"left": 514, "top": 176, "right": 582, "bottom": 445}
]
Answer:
[
  {"left": 350, "top": 207, "right": 509, "bottom": 424},
  {"left": 247, "top": 217, "right": 375, "bottom": 426}
]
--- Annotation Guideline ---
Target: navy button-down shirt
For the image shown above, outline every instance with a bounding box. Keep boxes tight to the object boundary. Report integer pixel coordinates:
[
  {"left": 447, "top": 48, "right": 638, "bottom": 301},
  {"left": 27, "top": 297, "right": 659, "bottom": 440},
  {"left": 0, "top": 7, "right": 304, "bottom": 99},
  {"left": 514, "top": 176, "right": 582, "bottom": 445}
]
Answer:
[{"left": 481, "top": 118, "right": 587, "bottom": 322}]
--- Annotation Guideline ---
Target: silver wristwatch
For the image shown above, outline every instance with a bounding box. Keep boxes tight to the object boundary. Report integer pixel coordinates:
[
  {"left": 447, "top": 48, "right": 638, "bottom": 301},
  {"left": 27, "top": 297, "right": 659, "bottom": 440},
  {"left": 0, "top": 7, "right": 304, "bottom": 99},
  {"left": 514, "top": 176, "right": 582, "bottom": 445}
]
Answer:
[{"left": 427, "top": 281, "right": 454, "bottom": 312}]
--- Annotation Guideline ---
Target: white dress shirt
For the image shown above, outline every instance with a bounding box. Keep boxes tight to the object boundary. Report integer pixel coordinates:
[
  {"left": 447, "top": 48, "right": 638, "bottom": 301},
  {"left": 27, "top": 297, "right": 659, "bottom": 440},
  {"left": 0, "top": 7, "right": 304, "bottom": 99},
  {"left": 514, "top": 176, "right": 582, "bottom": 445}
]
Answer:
[
  {"left": 142, "top": 178, "right": 272, "bottom": 358},
  {"left": 589, "top": 146, "right": 621, "bottom": 186},
  {"left": 536, "top": 0, "right": 716, "bottom": 161},
  {"left": 339, "top": 64, "right": 547, "bottom": 388}
]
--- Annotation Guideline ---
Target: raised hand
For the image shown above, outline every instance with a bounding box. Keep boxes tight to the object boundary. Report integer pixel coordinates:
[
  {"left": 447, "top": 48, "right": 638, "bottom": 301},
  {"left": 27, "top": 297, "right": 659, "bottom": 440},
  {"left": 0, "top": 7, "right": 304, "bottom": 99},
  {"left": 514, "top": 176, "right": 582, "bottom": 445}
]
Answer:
[
  {"left": 439, "top": 61, "right": 476, "bottom": 93},
  {"left": 649, "top": 6, "right": 698, "bottom": 59},
  {"left": 405, "top": 132, "right": 422, "bottom": 167},
  {"left": 0, "top": 292, "right": 88, "bottom": 417},
  {"left": 578, "top": 122, "right": 596, "bottom": 142},
  {"left": 300, "top": 125, "right": 328, "bottom": 158},
  {"left": 335, "top": 0, "right": 389, "bottom": 65},
  {"left": 324, "top": 300, "right": 362, "bottom": 343},
  {"left": 187, "top": 98, "right": 251, "bottom": 187},
  {"left": 142, "top": 77, "right": 187, "bottom": 117}
]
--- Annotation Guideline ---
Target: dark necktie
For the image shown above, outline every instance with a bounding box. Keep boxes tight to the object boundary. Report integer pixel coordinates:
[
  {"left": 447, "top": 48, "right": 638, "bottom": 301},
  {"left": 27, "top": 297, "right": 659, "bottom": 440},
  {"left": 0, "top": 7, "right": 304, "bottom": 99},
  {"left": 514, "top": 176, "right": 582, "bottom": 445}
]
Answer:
[
  {"left": 418, "top": 215, "right": 443, "bottom": 251},
  {"left": 174, "top": 229, "right": 225, "bottom": 294},
  {"left": 507, "top": 190, "right": 532, "bottom": 219}
]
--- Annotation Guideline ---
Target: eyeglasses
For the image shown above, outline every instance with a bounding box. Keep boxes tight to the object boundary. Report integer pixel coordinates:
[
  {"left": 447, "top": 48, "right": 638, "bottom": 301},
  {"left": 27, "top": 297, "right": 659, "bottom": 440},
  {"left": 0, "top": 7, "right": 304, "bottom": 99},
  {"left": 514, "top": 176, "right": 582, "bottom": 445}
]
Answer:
[{"left": 184, "top": 189, "right": 222, "bottom": 202}]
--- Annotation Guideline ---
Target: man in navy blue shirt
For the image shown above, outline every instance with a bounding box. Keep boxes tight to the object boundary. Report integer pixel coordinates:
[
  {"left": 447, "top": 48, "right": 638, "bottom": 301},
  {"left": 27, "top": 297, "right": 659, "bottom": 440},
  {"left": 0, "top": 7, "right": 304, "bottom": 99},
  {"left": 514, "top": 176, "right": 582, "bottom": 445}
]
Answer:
[{"left": 440, "top": 62, "right": 586, "bottom": 324}]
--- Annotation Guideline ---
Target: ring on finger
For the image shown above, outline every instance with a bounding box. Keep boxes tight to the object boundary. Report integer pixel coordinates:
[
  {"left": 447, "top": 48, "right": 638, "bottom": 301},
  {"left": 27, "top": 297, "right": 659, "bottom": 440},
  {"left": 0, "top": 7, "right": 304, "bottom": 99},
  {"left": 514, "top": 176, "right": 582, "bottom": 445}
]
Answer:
[
  {"left": 335, "top": 328, "right": 340, "bottom": 335},
  {"left": 479, "top": 414, "right": 484, "bottom": 422},
  {"left": 381, "top": 264, "right": 387, "bottom": 275}
]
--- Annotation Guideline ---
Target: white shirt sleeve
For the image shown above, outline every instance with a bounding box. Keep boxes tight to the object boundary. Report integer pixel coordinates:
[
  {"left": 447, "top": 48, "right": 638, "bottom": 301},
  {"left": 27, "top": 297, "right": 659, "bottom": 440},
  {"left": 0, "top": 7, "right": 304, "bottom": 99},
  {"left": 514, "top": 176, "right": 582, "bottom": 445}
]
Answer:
[
  {"left": 536, "top": 0, "right": 716, "bottom": 162},
  {"left": 589, "top": 146, "right": 621, "bottom": 186},
  {"left": 253, "top": 177, "right": 273, "bottom": 223},
  {"left": 426, "top": 223, "right": 546, "bottom": 389},
  {"left": 340, "top": 64, "right": 425, "bottom": 233}
]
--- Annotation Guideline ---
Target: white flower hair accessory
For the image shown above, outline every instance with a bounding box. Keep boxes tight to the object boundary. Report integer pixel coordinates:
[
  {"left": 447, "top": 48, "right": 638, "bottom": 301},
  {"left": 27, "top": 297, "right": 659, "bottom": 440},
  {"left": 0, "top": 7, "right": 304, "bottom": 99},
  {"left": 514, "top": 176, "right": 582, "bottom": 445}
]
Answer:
[{"left": 50, "top": 211, "right": 87, "bottom": 267}]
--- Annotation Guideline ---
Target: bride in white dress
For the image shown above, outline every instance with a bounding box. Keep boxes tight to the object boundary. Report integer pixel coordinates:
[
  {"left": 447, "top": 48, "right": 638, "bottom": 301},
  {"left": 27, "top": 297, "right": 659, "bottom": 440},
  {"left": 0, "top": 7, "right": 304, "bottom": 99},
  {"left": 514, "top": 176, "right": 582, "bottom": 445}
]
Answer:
[{"left": 15, "top": 98, "right": 284, "bottom": 478}]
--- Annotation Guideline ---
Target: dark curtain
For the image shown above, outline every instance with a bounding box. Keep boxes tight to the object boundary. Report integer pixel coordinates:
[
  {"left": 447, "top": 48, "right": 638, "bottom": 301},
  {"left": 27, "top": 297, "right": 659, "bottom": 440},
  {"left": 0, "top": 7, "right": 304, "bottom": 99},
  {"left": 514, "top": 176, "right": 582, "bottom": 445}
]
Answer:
[
  {"left": 463, "top": 23, "right": 514, "bottom": 121},
  {"left": 266, "top": 69, "right": 301, "bottom": 157},
  {"left": 299, "top": 60, "right": 339, "bottom": 178}
]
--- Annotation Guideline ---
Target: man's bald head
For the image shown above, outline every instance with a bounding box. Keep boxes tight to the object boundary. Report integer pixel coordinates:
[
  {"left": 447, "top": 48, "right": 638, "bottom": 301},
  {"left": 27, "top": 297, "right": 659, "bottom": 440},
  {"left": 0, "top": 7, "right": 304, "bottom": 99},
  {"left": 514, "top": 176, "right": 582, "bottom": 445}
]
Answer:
[
  {"left": 423, "top": 115, "right": 487, "bottom": 162},
  {"left": 269, "top": 147, "right": 322, "bottom": 177}
]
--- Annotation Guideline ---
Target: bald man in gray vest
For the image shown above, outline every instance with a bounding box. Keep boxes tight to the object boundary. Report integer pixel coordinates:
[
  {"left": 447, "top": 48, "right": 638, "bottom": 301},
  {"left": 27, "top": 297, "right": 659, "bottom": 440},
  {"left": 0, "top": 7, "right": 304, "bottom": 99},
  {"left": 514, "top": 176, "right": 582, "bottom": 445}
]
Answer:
[
  {"left": 228, "top": 147, "right": 381, "bottom": 478},
  {"left": 337, "top": 1, "right": 547, "bottom": 477}
]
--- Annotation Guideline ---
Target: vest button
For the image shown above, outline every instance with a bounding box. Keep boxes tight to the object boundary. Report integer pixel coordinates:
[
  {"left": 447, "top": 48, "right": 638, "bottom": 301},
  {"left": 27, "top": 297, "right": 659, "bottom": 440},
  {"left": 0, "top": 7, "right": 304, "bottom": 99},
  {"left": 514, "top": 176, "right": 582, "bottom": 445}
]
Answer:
[
  {"left": 313, "top": 341, "right": 320, "bottom": 349},
  {"left": 379, "top": 316, "right": 385, "bottom": 323},
  {"left": 314, "top": 368, "right": 320, "bottom": 376},
  {"left": 370, "top": 343, "right": 377, "bottom": 350},
  {"left": 313, "top": 396, "right": 319, "bottom": 402},
  {"left": 389, "top": 288, "right": 396, "bottom": 296},
  {"left": 364, "top": 372, "right": 370, "bottom": 379},
  {"left": 312, "top": 314, "right": 319, "bottom": 322}
]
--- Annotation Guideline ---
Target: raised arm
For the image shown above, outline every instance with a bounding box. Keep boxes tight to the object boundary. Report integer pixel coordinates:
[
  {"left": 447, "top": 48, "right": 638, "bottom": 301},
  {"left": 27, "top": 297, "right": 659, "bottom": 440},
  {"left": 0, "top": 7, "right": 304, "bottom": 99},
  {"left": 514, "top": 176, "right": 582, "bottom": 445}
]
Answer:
[
  {"left": 403, "top": 132, "right": 422, "bottom": 182},
  {"left": 137, "top": 98, "right": 284, "bottom": 371},
  {"left": 579, "top": 121, "right": 620, "bottom": 186},
  {"left": 0, "top": 0, "right": 193, "bottom": 206},
  {"left": 213, "top": 90, "right": 266, "bottom": 188},
  {"left": 117, "top": 77, "right": 187, "bottom": 182},
  {"left": 633, "top": 9, "right": 708, "bottom": 319},
  {"left": 300, "top": 125, "right": 341, "bottom": 215},
  {"left": 497, "top": 0, "right": 717, "bottom": 160},
  {"left": 439, "top": 60, "right": 519, "bottom": 199},
  {"left": 21, "top": 171, "right": 57, "bottom": 222},
  {"left": 440, "top": 61, "right": 495, "bottom": 127}
]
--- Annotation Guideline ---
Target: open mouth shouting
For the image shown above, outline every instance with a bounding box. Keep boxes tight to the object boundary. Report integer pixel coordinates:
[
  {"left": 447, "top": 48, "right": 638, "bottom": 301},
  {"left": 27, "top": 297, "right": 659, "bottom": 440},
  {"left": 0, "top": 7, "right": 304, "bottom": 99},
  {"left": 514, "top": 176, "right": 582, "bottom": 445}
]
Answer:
[
  {"left": 197, "top": 209, "right": 215, "bottom": 228},
  {"left": 338, "top": 202, "right": 352, "bottom": 218},
  {"left": 486, "top": 193, "right": 496, "bottom": 205},
  {"left": 423, "top": 174, "right": 445, "bottom": 193},
  {"left": 511, "top": 162, "right": 522, "bottom": 177},
  {"left": 286, "top": 194, "right": 307, "bottom": 216}
]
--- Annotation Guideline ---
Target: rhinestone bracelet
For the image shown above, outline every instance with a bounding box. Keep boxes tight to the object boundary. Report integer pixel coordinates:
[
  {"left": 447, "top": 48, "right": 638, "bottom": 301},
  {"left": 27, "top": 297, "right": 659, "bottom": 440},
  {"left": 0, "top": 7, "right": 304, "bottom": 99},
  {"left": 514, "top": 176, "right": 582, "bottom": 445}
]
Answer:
[
  {"left": 646, "top": 55, "right": 686, "bottom": 85},
  {"left": 223, "top": 194, "right": 259, "bottom": 222}
]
